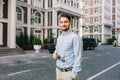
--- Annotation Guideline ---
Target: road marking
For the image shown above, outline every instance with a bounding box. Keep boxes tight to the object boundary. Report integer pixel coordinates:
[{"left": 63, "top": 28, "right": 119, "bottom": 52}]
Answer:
[
  {"left": 87, "top": 61, "right": 120, "bottom": 80},
  {"left": 82, "top": 57, "right": 89, "bottom": 60},
  {"left": 8, "top": 69, "right": 30, "bottom": 76},
  {"left": 97, "top": 54, "right": 102, "bottom": 56}
]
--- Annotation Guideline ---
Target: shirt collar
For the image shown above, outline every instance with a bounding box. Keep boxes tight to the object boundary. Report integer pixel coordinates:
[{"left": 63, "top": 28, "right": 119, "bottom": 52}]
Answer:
[{"left": 62, "top": 30, "right": 72, "bottom": 36}]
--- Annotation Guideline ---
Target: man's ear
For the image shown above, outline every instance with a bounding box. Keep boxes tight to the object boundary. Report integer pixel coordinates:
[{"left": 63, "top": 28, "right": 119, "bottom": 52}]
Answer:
[{"left": 70, "top": 21, "right": 72, "bottom": 25}]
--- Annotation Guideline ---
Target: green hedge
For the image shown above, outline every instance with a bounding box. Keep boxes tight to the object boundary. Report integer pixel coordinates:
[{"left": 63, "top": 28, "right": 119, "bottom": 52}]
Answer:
[
  {"left": 16, "top": 32, "right": 34, "bottom": 50},
  {"left": 107, "top": 37, "right": 116, "bottom": 45}
]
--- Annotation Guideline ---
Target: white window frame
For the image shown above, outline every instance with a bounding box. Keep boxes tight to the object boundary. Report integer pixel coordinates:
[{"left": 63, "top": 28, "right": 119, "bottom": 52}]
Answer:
[
  {"left": 36, "top": 0, "right": 43, "bottom": 3},
  {"left": 93, "top": 26, "right": 99, "bottom": 33},
  {"left": 16, "top": 7, "right": 24, "bottom": 22},
  {"left": 17, "top": 0, "right": 24, "bottom": 1},
  {"left": 73, "top": 2, "right": 77, "bottom": 8},
  {"left": 66, "top": 0, "right": 71, "bottom": 5},
  {"left": 94, "top": 7, "right": 99, "bottom": 14},
  {"left": 34, "top": 11, "right": 43, "bottom": 24},
  {"left": 85, "top": 0, "right": 89, "bottom": 5},
  {"left": 58, "top": 0, "right": 64, "bottom": 3},
  {"left": 72, "top": 17, "right": 77, "bottom": 29},
  {"left": 94, "top": 17, "right": 99, "bottom": 23},
  {"left": 84, "top": 26, "right": 89, "bottom": 33},
  {"left": 94, "top": 0, "right": 99, "bottom": 4},
  {"left": 85, "top": 9, "right": 89, "bottom": 14},
  {"left": 16, "top": 27, "right": 24, "bottom": 36},
  {"left": 85, "top": 18, "right": 89, "bottom": 23},
  {"left": 34, "top": 29, "right": 42, "bottom": 38}
]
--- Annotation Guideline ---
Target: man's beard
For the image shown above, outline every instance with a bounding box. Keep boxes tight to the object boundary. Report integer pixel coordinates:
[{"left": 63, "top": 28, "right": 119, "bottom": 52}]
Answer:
[{"left": 61, "top": 27, "right": 70, "bottom": 31}]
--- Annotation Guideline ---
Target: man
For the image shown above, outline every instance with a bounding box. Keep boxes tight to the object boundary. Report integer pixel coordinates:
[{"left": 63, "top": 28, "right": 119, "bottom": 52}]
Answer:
[{"left": 53, "top": 13, "right": 83, "bottom": 80}]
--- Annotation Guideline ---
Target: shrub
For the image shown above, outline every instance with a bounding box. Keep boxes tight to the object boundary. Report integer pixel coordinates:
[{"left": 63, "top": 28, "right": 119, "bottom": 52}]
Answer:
[
  {"left": 16, "top": 32, "right": 34, "bottom": 50},
  {"left": 107, "top": 37, "right": 116, "bottom": 45},
  {"left": 43, "top": 38, "right": 49, "bottom": 49},
  {"left": 32, "top": 37, "right": 42, "bottom": 45}
]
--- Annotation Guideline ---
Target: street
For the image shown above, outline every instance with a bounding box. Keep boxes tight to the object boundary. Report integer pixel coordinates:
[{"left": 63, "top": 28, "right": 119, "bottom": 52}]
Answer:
[
  {"left": 0, "top": 45, "right": 120, "bottom": 80},
  {"left": 80, "top": 45, "right": 120, "bottom": 80}
]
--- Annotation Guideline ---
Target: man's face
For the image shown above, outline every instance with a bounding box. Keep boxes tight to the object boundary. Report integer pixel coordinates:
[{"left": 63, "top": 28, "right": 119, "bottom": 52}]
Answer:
[{"left": 60, "top": 17, "right": 72, "bottom": 31}]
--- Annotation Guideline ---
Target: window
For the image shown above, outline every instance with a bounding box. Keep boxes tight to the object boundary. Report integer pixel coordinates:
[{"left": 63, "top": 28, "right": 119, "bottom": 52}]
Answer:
[
  {"left": 94, "top": 17, "right": 99, "bottom": 22},
  {"left": 94, "top": 7, "right": 99, "bottom": 14},
  {"left": 66, "top": 0, "right": 70, "bottom": 5},
  {"left": 71, "top": 0, "right": 73, "bottom": 6},
  {"left": 37, "top": 0, "right": 42, "bottom": 2},
  {"left": 73, "top": 2, "right": 77, "bottom": 7},
  {"left": 34, "top": 29, "right": 41, "bottom": 38},
  {"left": 60, "top": 0, "right": 64, "bottom": 3},
  {"left": 84, "top": 27, "right": 89, "bottom": 33},
  {"left": 85, "top": 0, "right": 89, "bottom": 5},
  {"left": 17, "top": 0, "right": 24, "bottom": 1},
  {"left": 16, "top": 27, "right": 23, "bottom": 36},
  {"left": 73, "top": 18, "right": 77, "bottom": 28},
  {"left": 77, "top": 3, "right": 79, "bottom": 8},
  {"left": 112, "top": 15, "right": 115, "bottom": 20},
  {"left": 48, "top": 11, "right": 52, "bottom": 26},
  {"left": 94, "top": 0, "right": 99, "bottom": 4},
  {"left": 48, "top": 0, "right": 52, "bottom": 8},
  {"left": 16, "top": 7, "right": 23, "bottom": 21},
  {"left": 35, "top": 12, "right": 42, "bottom": 24},
  {"left": 17, "top": 0, "right": 27, "bottom": 3},
  {"left": 85, "top": 18, "right": 89, "bottom": 23},
  {"left": 112, "top": 7, "right": 115, "bottom": 13},
  {"left": 93, "top": 26, "right": 99, "bottom": 32},
  {"left": 112, "top": 0, "right": 115, "bottom": 5},
  {"left": 85, "top": 9, "right": 89, "bottom": 14}
]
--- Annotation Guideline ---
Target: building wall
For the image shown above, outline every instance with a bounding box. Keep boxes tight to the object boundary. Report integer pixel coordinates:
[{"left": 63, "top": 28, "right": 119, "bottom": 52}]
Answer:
[
  {"left": 115, "top": 0, "right": 120, "bottom": 29},
  {"left": 82, "top": 0, "right": 112, "bottom": 44},
  {"left": 112, "top": 0, "right": 116, "bottom": 36},
  {"left": 0, "top": 0, "right": 82, "bottom": 48},
  {"left": 111, "top": 0, "right": 120, "bottom": 38}
]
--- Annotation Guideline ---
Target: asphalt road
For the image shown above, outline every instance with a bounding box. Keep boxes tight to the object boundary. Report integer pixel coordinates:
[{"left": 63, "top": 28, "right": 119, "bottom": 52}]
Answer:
[{"left": 0, "top": 45, "right": 120, "bottom": 80}]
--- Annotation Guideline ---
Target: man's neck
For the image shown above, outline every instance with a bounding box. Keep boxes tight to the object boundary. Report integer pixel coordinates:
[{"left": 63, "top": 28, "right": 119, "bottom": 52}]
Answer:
[{"left": 62, "top": 29, "right": 71, "bottom": 35}]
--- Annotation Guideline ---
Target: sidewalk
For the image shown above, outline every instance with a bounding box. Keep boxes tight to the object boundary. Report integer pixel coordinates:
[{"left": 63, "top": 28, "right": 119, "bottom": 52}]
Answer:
[{"left": 0, "top": 49, "right": 52, "bottom": 64}]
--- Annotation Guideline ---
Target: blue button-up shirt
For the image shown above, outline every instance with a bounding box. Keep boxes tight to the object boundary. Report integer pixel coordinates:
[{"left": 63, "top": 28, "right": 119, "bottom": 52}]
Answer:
[{"left": 54, "top": 30, "right": 83, "bottom": 78}]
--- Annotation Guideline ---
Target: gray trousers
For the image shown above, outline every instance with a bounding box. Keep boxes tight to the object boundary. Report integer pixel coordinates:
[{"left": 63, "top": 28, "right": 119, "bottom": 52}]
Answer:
[{"left": 56, "top": 68, "right": 78, "bottom": 80}]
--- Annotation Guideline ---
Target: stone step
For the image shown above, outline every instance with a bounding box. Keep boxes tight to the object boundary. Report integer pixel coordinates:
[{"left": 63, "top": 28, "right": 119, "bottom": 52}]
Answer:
[{"left": 0, "top": 47, "right": 26, "bottom": 56}]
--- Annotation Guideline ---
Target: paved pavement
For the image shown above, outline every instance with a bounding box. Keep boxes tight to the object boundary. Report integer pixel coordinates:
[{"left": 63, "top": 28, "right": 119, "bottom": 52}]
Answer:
[
  {"left": 0, "top": 49, "right": 55, "bottom": 80},
  {"left": 0, "top": 49, "right": 52, "bottom": 64},
  {"left": 0, "top": 45, "right": 120, "bottom": 80}
]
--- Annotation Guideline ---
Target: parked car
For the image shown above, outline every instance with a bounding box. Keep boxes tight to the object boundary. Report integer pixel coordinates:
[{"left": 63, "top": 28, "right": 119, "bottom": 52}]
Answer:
[
  {"left": 48, "top": 38, "right": 97, "bottom": 53},
  {"left": 83, "top": 38, "right": 97, "bottom": 50}
]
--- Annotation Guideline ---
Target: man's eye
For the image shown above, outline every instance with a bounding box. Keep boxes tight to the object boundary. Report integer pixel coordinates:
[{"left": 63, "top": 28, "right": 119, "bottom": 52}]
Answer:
[{"left": 65, "top": 21, "right": 68, "bottom": 23}]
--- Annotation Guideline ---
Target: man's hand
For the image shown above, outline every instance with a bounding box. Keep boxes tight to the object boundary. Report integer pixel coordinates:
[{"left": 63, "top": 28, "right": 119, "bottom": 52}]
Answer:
[{"left": 52, "top": 53, "right": 59, "bottom": 59}]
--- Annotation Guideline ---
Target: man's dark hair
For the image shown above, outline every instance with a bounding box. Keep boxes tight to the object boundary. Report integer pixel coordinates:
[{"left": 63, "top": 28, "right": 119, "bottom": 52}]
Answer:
[{"left": 60, "top": 13, "right": 71, "bottom": 21}]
